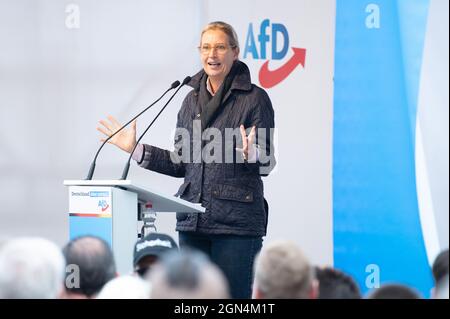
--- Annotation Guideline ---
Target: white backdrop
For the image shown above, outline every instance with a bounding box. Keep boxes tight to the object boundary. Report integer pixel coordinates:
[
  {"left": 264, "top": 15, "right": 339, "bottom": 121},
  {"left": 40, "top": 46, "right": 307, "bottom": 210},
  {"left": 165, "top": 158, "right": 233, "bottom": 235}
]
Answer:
[
  {"left": 416, "top": 0, "right": 449, "bottom": 261},
  {"left": 0, "top": 0, "right": 335, "bottom": 266},
  {"left": 206, "top": 0, "right": 335, "bottom": 265},
  {"left": 0, "top": 0, "right": 204, "bottom": 245}
]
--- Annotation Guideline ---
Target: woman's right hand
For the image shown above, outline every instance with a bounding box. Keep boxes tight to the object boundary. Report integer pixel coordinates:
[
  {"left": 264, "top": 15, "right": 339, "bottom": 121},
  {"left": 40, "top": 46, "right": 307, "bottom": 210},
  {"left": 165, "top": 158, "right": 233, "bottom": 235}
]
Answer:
[{"left": 97, "top": 115, "right": 137, "bottom": 154}]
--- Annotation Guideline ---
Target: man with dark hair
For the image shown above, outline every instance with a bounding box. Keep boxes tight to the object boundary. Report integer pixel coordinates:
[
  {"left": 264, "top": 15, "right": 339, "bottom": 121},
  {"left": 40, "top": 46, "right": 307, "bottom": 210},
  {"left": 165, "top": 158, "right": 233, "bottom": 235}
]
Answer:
[
  {"left": 432, "top": 249, "right": 449, "bottom": 299},
  {"left": 367, "top": 284, "right": 421, "bottom": 299},
  {"left": 62, "top": 236, "right": 116, "bottom": 299},
  {"left": 315, "top": 267, "right": 361, "bottom": 299},
  {"left": 434, "top": 275, "right": 449, "bottom": 299},
  {"left": 432, "top": 249, "right": 449, "bottom": 285}
]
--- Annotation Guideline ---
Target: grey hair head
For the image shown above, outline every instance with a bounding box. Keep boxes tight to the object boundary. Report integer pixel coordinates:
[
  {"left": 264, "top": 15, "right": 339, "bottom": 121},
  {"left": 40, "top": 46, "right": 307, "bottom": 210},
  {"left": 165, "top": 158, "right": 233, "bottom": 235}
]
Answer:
[
  {"left": 163, "top": 249, "right": 209, "bottom": 290},
  {"left": 149, "top": 248, "right": 229, "bottom": 299},
  {"left": 0, "top": 237, "right": 65, "bottom": 299}
]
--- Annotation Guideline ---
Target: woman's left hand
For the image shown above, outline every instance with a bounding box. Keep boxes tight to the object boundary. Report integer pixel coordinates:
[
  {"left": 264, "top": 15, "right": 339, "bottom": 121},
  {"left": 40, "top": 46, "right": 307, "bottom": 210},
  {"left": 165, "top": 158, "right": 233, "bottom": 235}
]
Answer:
[{"left": 237, "top": 125, "right": 257, "bottom": 162}]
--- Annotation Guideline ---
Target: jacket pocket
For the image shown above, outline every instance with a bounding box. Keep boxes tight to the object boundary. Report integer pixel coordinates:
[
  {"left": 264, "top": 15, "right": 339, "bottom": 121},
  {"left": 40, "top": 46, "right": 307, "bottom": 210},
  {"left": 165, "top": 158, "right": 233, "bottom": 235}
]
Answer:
[
  {"left": 210, "top": 183, "right": 255, "bottom": 227},
  {"left": 211, "top": 184, "right": 254, "bottom": 203}
]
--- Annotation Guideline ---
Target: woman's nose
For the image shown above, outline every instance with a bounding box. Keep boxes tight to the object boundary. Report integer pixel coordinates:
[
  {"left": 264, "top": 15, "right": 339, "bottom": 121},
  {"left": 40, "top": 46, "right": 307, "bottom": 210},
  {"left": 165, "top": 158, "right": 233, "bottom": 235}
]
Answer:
[{"left": 208, "top": 47, "right": 217, "bottom": 58}]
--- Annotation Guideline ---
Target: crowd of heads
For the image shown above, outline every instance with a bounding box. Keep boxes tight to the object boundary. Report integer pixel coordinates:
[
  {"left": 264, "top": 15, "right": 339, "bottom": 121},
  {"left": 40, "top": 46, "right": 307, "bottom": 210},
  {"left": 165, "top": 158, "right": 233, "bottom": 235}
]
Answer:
[{"left": 0, "top": 234, "right": 448, "bottom": 299}]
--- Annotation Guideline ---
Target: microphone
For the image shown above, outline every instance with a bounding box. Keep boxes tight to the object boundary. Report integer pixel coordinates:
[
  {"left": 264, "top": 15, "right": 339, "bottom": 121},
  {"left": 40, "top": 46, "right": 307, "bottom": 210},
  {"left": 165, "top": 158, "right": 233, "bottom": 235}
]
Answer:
[
  {"left": 85, "top": 80, "right": 180, "bottom": 180},
  {"left": 119, "top": 75, "right": 192, "bottom": 180}
]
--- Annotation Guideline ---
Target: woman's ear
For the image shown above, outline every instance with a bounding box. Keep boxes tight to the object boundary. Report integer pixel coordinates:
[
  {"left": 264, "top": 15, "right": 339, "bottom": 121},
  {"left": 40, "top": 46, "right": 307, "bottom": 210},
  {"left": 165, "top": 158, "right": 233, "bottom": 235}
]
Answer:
[{"left": 233, "top": 48, "right": 240, "bottom": 60}]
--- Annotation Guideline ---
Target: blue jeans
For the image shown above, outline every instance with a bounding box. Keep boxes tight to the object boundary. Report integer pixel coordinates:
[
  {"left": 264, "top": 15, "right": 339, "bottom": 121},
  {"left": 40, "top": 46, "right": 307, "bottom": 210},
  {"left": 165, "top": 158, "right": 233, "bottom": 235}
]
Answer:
[{"left": 178, "top": 232, "right": 263, "bottom": 299}]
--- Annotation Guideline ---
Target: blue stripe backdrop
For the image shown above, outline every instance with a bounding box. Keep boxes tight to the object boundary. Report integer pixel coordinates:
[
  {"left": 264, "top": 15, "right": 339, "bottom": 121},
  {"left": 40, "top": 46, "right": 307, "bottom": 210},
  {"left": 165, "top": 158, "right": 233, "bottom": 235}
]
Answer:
[{"left": 333, "top": 0, "right": 433, "bottom": 297}]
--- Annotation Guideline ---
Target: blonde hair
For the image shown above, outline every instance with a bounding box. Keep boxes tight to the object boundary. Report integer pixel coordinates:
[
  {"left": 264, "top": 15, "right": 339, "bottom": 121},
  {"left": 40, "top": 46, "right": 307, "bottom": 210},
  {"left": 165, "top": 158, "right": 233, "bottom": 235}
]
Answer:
[
  {"left": 254, "top": 240, "right": 314, "bottom": 299},
  {"left": 200, "top": 21, "right": 240, "bottom": 50}
]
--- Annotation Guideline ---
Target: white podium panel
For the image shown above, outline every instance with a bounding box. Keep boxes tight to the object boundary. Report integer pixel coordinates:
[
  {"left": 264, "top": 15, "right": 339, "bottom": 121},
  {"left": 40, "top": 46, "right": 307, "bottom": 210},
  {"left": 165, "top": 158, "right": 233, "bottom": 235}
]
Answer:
[{"left": 65, "top": 180, "right": 204, "bottom": 274}]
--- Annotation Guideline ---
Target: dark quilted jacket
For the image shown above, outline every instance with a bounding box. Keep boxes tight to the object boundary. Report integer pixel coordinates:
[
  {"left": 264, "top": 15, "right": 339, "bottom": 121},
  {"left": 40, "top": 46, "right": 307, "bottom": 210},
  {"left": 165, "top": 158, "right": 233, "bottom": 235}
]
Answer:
[{"left": 138, "top": 61, "right": 276, "bottom": 236}]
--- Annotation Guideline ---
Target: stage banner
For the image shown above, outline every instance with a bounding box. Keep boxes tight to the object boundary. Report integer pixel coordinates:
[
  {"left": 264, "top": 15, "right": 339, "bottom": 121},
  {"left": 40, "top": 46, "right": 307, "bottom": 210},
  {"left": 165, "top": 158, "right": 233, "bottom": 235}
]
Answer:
[
  {"left": 333, "top": 0, "right": 436, "bottom": 297},
  {"left": 207, "top": 0, "right": 336, "bottom": 266}
]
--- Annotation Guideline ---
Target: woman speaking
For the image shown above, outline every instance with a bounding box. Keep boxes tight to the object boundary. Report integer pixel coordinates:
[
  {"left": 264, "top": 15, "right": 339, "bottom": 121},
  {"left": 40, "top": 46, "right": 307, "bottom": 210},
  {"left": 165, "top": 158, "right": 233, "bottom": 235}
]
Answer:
[{"left": 98, "top": 21, "right": 276, "bottom": 299}]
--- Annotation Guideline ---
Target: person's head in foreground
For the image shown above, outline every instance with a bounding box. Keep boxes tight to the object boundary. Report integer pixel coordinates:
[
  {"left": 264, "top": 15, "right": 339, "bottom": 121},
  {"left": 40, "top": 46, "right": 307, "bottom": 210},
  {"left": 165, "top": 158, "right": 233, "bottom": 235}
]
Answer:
[
  {"left": 367, "top": 283, "right": 422, "bottom": 299},
  {"left": 315, "top": 266, "right": 361, "bottom": 299},
  {"left": 133, "top": 232, "right": 178, "bottom": 278},
  {"left": 148, "top": 249, "right": 229, "bottom": 299},
  {"left": 434, "top": 274, "right": 449, "bottom": 299},
  {"left": 0, "top": 237, "right": 65, "bottom": 299},
  {"left": 96, "top": 275, "right": 151, "bottom": 299},
  {"left": 62, "top": 235, "right": 116, "bottom": 299},
  {"left": 252, "top": 240, "right": 318, "bottom": 299},
  {"left": 432, "top": 249, "right": 449, "bottom": 299}
]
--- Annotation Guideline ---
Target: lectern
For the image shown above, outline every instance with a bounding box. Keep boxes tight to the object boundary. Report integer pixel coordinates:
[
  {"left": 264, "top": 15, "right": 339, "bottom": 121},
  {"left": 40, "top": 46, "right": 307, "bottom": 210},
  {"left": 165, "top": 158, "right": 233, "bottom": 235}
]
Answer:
[{"left": 63, "top": 180, "right": 205, "bottom": 274}]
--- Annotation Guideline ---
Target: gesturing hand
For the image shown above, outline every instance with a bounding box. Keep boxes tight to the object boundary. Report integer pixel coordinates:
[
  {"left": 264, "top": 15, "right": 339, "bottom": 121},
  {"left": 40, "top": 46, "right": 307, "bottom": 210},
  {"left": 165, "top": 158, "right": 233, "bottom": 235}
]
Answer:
[
  {"left": 97, "top": 115, "right": 137, "bottom": 154},
  {"left": 236, "top": 124, "right": 257, "bottom": 162}
]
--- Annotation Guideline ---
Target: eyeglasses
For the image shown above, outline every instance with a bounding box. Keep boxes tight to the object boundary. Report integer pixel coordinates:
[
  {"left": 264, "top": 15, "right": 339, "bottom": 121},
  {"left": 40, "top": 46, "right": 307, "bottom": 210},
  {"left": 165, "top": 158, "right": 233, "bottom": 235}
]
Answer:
[{"left": 198, "top": 44, "right": 236, "bottom": 54}]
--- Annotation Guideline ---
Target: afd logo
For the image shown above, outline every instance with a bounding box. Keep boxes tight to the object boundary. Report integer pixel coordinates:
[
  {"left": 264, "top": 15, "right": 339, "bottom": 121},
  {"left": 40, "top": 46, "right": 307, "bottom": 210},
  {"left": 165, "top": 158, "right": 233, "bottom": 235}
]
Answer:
[
  {"left": 98, "top": 200, "right": 109, "bottom": 212},
  {"left": 244, "top": 19, "right": 306, "bottom": 89}
]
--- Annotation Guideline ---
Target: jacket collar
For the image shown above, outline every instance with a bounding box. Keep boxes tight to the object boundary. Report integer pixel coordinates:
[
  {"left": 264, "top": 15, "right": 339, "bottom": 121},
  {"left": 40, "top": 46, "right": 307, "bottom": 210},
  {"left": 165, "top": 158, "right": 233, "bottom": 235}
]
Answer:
[{"left": 187, "top": 60, "right": 253, "bottom": 93}]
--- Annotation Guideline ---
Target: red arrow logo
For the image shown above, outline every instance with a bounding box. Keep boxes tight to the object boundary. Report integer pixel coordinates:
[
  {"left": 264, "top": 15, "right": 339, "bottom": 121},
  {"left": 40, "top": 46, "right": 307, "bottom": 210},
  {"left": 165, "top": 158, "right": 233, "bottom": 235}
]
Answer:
[{"left": 258, "top": 47, "right": 306, "bottom": 89}]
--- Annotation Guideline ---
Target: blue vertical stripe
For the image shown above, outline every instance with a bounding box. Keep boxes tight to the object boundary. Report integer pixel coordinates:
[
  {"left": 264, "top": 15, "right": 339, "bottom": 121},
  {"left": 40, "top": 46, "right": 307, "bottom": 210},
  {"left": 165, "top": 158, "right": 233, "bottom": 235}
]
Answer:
[{"left": 333, "top": 0, "right": 433, "bottom": 297}]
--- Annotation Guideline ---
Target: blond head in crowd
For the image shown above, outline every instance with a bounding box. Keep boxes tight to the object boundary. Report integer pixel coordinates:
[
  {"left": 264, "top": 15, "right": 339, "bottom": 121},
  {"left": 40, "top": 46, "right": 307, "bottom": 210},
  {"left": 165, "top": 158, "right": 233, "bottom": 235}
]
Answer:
[{"left": 252, "top": 240, "right": 318, "bottom": 299}]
